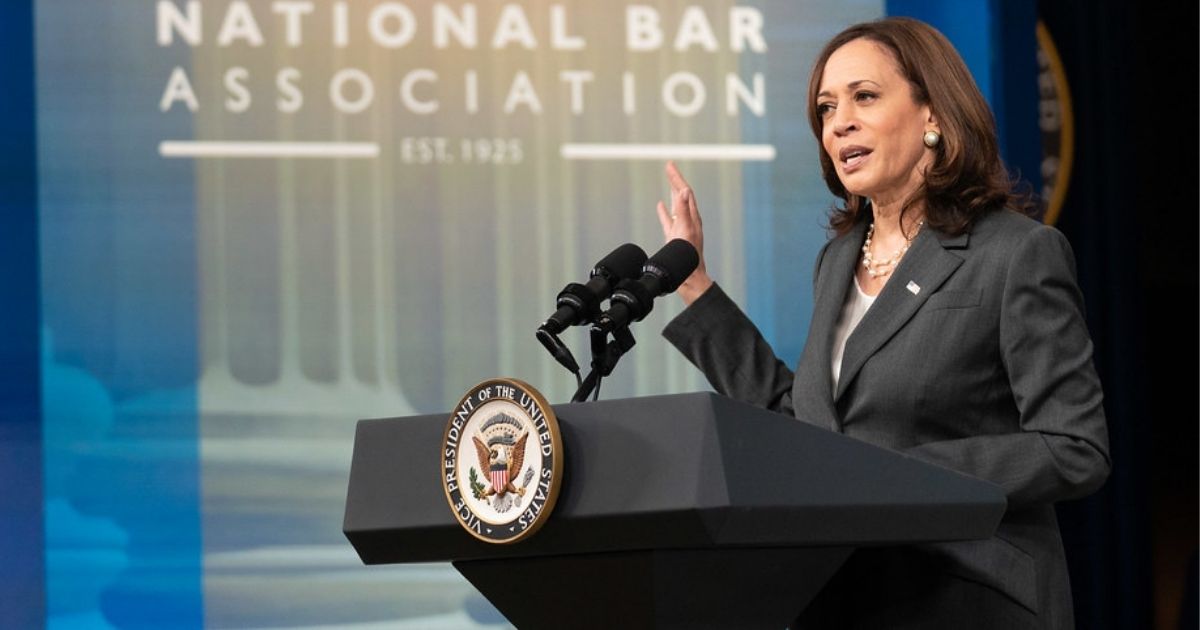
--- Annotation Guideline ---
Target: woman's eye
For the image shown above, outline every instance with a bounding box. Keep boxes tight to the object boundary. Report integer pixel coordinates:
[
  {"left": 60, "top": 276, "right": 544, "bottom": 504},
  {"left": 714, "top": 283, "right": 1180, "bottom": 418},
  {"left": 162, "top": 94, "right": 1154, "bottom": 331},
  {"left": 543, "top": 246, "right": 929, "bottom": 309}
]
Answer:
[
  {"left": 817, "top": 103, "right": 835, "bottom": 117},
  {"left": 855, "top": 91, "right": 877, "bottom": 102}
]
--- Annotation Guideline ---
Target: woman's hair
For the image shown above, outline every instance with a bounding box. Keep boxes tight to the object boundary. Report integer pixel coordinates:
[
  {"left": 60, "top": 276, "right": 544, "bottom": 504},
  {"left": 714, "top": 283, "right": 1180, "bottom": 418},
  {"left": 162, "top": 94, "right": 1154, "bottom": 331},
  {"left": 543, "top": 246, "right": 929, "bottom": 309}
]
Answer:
[{"left": 807, "top": 17, "right": 1033, "bottom": 236}]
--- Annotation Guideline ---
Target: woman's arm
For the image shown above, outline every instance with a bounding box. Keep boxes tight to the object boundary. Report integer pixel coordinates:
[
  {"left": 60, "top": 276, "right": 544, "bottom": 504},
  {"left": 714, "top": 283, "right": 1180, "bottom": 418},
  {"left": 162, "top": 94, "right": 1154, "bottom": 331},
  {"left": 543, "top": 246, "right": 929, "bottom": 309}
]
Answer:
[
  {"left": 905, "top": 225, "right": 1111, "bottom": 507},
  {"left": 663, "top": 283, "right": 799, "bottom": 415}
]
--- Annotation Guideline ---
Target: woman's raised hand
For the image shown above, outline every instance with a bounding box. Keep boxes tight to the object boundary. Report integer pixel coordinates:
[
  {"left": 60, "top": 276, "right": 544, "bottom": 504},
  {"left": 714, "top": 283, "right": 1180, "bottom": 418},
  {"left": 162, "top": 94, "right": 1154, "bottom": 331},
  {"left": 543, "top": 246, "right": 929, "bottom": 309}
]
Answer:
[{"left": 655, "top": 161, "right": 713, "bottom": 305}]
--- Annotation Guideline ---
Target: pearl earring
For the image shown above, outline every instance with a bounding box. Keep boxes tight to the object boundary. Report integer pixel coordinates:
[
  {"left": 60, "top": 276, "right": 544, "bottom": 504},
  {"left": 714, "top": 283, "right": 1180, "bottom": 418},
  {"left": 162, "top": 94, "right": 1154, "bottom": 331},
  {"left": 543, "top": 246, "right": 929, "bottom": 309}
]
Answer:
[{"left": 923, "top": 130, "right": 941, "bottom": 148}]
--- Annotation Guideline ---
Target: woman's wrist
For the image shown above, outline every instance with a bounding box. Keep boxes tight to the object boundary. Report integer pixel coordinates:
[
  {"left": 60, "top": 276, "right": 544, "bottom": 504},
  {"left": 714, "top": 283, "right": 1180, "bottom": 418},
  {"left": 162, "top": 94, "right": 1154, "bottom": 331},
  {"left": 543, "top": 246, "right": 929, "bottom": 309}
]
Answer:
[{"left": 676, "top": 272, "right": 714, "bottom": 306}]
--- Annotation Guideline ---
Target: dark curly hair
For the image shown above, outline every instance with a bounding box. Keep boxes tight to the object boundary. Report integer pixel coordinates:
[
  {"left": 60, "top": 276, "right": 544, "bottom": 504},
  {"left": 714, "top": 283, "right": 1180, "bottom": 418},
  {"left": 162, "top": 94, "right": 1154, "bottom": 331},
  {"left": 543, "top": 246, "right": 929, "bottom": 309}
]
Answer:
[{"left": 807, "top": 17, "right": 1034, "bottom": 237}]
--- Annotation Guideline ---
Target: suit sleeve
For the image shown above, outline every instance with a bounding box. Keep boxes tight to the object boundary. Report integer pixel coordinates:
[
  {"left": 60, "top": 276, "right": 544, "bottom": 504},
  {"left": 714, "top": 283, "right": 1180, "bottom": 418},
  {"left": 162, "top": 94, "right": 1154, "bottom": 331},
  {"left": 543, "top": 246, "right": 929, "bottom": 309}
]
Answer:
[
  {"left": 661, "top": 240, "right": 834, "bottom": 417},
  {"left": 905, "top": 225, "right": 1111, "bottom": 507},
  {"left": 661, "top": 283, "right": 797, "bottom": 415}
]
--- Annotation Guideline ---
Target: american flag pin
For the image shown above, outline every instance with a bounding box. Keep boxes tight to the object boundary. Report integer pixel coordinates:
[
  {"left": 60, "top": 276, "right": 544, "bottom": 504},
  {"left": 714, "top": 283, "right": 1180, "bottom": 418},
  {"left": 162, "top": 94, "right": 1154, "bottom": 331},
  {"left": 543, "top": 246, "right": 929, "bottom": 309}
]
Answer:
[{"left": 906, "top": 281, "right": 921, "bottom": 295}]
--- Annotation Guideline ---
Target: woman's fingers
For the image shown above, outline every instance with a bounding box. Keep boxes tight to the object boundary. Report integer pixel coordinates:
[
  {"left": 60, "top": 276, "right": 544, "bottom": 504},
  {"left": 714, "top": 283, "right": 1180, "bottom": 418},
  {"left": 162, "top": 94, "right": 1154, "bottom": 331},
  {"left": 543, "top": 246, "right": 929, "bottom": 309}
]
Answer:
[
  {"left": 656, "top": 200, "right": 672, "bottom": 236},
  {"left": 656, "top": 163, "right": 702, "bottom": 244},
  {"left": 658, "top": 161, "right": 712, "bottom": 305},
  {"left": 667, "top": 164, "right": 694, "bottom": 219},
  {"left": 684, "top": 188, "right": 701, "bottom": 226},
  {"left": 665, "top": 160, "right": 690, "bottom": 194},
  {"left": 666, "top": 162, "right": 702, "bottom": 227}
]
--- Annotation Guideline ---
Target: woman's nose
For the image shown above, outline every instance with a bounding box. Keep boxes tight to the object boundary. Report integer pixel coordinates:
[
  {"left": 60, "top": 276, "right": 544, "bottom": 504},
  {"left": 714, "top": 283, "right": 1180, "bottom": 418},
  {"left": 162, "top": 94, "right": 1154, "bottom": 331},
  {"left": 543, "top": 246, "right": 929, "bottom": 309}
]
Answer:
[{"left": 832, "top": 109, "right": 857, "bottom": 136}]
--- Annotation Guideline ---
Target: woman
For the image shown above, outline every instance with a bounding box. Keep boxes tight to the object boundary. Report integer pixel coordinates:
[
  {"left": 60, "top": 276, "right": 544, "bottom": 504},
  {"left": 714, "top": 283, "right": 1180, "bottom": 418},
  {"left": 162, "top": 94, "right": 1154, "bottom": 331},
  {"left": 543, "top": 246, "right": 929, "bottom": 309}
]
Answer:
[{"left": 656, "top": 17, "right": 1110, "bottom": 629}]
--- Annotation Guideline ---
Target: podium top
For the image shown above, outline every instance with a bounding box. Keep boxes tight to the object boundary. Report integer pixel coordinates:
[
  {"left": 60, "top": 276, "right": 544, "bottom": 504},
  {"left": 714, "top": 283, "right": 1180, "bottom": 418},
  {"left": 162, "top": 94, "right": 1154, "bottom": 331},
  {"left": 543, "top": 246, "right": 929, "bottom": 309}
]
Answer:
[{"left": 344, "top": 392, "right": 1005, "bottom": 564}]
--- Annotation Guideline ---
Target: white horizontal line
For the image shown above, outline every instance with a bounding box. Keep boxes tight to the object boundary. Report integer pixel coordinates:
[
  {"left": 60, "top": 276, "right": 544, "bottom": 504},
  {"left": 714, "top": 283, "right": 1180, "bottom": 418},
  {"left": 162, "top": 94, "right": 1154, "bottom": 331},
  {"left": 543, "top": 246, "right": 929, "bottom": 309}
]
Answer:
[
  {"left": 560, "top": 143, "right": 776, "bottom": 161},
  {"left": 159, "top": 141, "right": 380, "bottom": 158}
]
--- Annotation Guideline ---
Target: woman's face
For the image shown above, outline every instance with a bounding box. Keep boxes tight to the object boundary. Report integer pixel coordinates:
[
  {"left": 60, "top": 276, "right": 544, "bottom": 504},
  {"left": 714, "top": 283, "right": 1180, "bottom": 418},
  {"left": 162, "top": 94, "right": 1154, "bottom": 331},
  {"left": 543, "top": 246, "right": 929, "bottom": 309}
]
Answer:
[{"left": 817, "top": 38, "right": 935, "bottom": 208}]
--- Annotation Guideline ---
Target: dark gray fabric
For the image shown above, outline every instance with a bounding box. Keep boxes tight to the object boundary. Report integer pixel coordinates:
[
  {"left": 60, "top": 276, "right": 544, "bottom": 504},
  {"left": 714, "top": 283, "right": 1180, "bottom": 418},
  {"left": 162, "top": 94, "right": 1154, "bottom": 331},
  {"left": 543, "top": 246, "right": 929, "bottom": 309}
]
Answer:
[{"left": 662, "top": 209, "right": 1111, "bottom": 629}]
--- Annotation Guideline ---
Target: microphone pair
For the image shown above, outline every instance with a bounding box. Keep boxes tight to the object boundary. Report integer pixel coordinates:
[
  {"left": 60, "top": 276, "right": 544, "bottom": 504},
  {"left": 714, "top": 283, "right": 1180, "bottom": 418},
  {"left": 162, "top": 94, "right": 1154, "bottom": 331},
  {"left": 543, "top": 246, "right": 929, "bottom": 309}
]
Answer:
[{"left": 539, "top": 240, "right": 699, "bottom": 336}]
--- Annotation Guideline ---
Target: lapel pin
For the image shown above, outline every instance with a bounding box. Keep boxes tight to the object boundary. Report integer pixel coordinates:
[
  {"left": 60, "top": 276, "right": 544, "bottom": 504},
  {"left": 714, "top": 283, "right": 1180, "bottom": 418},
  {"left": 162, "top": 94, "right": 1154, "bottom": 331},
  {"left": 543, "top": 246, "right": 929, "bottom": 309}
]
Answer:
[{"left": 906, "top": 281, "right": 921, "bottom": 295}]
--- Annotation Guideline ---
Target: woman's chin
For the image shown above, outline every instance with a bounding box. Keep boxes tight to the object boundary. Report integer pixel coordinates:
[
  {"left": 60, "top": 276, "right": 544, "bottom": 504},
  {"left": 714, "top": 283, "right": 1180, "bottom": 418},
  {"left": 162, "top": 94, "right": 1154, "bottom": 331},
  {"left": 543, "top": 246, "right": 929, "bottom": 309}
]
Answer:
[{"left": 839, "top": 182, "right": 874, "bottom": 199}]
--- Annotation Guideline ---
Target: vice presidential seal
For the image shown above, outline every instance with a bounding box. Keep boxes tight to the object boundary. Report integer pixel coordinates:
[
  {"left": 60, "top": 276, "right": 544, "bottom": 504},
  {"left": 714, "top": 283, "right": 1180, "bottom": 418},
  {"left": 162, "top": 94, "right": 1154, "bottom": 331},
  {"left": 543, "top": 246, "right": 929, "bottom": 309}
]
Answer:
[{"left": 441, "top": 378, "right": 562, "bottom": 544}]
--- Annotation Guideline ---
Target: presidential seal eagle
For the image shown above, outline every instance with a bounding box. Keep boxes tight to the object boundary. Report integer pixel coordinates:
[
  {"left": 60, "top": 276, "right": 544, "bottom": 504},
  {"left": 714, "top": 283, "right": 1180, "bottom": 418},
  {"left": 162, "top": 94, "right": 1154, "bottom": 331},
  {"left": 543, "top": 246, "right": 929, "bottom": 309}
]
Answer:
[{"left": 472, "top": 427, "right": 528, "bottom": 511}]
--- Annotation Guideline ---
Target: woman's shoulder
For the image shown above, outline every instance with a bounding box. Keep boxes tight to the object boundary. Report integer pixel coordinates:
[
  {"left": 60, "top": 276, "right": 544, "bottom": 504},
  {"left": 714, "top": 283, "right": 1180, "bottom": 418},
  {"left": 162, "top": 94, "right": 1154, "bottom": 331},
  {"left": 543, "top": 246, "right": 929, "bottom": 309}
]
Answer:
[
  {"left": 965, "top": 210, "right": 1079, "bottom": 290},
  {"left": 972, "top": 207, "right": 1043, "bottom": 236},
  {"left": 968, "top": 208, "right": 1066, "bottom": 252}
]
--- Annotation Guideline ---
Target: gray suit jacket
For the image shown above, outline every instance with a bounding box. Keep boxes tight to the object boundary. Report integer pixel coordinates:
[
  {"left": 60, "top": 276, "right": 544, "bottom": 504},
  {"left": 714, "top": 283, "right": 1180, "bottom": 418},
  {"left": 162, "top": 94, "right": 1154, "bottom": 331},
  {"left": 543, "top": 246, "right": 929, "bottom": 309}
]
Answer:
[{"left": 663, "top": 209, "right": 1110, "bottom": 628}]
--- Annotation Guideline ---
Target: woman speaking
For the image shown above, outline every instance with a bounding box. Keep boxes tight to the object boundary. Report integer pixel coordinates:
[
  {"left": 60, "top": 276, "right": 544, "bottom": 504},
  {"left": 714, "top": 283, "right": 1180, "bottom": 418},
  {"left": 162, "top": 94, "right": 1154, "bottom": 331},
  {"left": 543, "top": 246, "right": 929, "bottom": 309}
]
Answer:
[{"left": 656, "top": 17, "right": 1110, "bottom": 629}]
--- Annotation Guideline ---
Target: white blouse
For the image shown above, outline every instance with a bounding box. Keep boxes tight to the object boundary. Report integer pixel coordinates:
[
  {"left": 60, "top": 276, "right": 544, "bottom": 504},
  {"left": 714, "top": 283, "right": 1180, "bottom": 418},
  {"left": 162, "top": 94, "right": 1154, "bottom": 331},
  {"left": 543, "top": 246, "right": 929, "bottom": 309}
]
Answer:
[{"left": 830, "top": 275, "right": 877, "bottom": 394}]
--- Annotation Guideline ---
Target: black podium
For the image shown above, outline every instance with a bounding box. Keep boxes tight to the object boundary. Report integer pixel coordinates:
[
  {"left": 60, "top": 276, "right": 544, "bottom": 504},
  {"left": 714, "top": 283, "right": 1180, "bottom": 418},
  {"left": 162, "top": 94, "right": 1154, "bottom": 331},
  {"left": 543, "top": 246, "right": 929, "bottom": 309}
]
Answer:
[{"left": 343, "top": 392, "right": 1006, "bottom": 629}]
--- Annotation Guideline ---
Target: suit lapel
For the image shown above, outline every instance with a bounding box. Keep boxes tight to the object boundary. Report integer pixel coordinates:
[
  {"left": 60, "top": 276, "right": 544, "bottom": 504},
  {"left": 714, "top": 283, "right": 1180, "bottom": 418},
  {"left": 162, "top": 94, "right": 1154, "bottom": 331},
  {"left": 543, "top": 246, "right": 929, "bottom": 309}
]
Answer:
[
  {"left": 834, "top": 227, "right": 969, "bottom": 402},
  {"left": 803, "top": 221, "right": 866, "bottom": 427}
]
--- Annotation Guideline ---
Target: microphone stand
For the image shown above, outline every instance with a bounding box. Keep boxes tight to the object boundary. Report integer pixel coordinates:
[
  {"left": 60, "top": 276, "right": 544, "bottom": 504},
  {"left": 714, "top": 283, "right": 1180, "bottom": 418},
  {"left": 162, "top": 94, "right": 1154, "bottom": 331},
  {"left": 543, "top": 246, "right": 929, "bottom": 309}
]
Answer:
[
  {"left": 536, "top": 326, "right": 583, "bottom": 389},
  {"left": 569, "top": 325, "right": 636, "bottom": 403}
]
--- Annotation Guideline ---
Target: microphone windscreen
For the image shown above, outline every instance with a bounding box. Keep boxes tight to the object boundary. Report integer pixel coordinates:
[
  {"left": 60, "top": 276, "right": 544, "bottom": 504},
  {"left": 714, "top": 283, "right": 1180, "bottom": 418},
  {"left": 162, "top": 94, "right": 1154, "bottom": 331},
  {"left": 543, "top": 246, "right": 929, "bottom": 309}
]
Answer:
[
  {"left": 643, "top": 239, "right": 699, "bottom": 293},
  {"left": 593, "top": 243, "right": 648, "bottom": 280}
]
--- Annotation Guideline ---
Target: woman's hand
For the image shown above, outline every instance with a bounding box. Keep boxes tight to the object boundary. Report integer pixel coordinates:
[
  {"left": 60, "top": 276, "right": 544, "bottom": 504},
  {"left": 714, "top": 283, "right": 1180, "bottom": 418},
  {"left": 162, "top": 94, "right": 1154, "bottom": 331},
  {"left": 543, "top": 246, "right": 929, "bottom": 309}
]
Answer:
[{"left": 655, "top": 161, "right": 714, "bottom": 305}]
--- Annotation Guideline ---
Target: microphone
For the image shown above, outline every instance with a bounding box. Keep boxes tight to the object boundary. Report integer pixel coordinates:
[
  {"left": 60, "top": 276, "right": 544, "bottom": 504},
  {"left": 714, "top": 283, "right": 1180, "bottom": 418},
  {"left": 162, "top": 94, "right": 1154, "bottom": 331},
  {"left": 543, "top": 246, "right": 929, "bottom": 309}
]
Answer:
[
  {"left": 540, "top": 243, "right": 648, "bottom": 335},
  {"left": 594, "top": 239, "right": 699, "bottom": 332}
]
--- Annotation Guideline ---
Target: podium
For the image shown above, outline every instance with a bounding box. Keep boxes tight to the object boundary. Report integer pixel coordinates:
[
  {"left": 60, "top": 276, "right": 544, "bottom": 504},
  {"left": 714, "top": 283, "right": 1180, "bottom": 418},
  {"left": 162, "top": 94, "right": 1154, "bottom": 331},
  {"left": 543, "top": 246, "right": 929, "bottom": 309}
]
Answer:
[{"left": 343, "top": 392, "right": 1006, "bottom": 629}]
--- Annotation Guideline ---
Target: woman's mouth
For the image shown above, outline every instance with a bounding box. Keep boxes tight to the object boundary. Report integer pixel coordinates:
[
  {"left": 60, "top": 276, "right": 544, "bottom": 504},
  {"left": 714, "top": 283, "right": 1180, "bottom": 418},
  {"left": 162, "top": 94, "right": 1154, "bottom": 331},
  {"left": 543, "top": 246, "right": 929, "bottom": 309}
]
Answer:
[{"left": 839, "top": 146, "right": 872, "bottom": 173}]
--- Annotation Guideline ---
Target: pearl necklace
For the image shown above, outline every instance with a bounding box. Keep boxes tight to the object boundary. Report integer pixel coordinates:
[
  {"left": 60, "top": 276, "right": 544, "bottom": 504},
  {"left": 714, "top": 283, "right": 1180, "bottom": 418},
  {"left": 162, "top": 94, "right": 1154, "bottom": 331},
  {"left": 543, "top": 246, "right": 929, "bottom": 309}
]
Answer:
[{"left": 861, "top": 221, "right": 924, "bottom": 278}]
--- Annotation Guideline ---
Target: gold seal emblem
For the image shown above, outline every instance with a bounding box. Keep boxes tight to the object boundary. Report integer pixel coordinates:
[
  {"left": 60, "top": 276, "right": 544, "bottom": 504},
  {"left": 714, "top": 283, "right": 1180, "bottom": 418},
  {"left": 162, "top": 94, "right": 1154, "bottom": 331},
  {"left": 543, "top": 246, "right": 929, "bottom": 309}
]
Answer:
[{"left": 441, "top": 378, "right": 562, "bottom": 544}]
